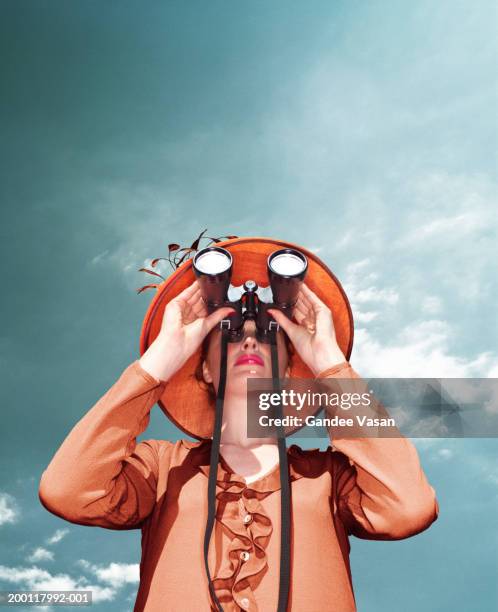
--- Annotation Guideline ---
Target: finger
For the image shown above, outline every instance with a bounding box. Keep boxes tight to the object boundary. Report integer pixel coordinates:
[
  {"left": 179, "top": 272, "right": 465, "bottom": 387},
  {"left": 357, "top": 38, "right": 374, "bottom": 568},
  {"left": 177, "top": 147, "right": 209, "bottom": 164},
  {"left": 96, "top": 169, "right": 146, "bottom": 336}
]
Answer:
[
  {"left": 301, "top": 282, "right": 327, "bottom": 309},
  {"left": 186, "top": 287, "right": 204, "bottom": 303},
  {"left": 294, "top": 297, "right": 312, "bottom": 318},
  {"left": 296, "top": 289, "right": 314, "bottom": 312},
  {"left": 293, "top": 310, "right": 307, "bottom": 326},
  {"left": 294, "top": 303, "right": 314, "bottom": 328},
  {"left": 295, "top": 293, "right": 309, "bottom": 308},
  {"left": 185, "top": 287, "right": 202, "bottom": 305},
  {"left": 181, "top": 302, "right": 194, "bottom": 323},
  {"left": 316, "top": 306, "right": 336, "bottom": 335},
  {"left": 173, "top": 279, "right": 200, "bottom": 303},
  {"left": 191, "top": 299, "right": 207, "bottom": 318},
  {"left": 293, "top": 302, "right": 311, "bottom": 322},
  {"left": 204, "top": 307, "right": 236, "bottom": 334},
  {"left": 187, "top": 290, "right": 207, "bottom": 315},
  {"left": 182, "top": 295, "right": 202, "bottom": 315},
  {"left": 178, "top": 288, "right": 203, "bottom": 315},
  {"left": 163, "top": 298, "right": 182, "bottom": 326},
  {"left": 267, "top": 309, "right": 300, "bottom": 343},
  {"left": 294, "top": 307, "right": 317, "bottom": 332}
]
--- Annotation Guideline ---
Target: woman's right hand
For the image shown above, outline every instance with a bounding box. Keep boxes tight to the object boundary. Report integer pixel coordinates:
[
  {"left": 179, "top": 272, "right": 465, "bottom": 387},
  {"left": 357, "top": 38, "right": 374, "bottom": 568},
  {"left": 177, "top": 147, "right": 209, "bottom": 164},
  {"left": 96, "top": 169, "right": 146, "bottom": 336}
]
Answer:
[{"left": 139, "top": 279, "right": 235, "bottom": 383}]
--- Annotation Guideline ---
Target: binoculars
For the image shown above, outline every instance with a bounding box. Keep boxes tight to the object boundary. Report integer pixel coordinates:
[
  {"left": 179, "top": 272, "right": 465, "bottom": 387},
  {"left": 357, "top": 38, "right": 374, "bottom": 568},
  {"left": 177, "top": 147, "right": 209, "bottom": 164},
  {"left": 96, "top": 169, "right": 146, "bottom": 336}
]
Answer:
[{"left": 192, "top": 246, "right": 308, "bottom": 342}]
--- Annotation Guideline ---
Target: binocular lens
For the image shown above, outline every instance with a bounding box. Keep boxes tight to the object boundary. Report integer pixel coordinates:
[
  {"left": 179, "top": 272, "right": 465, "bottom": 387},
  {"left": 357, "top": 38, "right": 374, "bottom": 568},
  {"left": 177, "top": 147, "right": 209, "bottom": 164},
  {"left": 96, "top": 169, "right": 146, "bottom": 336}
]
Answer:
[
  {"left": 269, "top": 252, "right": 307, "bottom": 276},
  {"left": 194, "top": 249, "right": 232, "bottom": 274},
  {"left": 267, "top": 248, "right": 308, "bottom": 309},
  {"left": 193, "top": 247, "right": 233, "bottom": 312}
]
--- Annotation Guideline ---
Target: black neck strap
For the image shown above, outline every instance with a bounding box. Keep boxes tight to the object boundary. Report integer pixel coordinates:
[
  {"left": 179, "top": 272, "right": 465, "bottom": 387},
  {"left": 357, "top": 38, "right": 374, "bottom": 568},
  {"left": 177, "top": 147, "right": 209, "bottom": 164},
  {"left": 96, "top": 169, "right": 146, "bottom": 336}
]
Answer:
[
  {"left": 204, "top": 328, "right": 291, "bottom": 612},
  {"left": 270, "top": 329, "right": 291, "bottom": 612},
  {"left": 204, "top": 327, "right": 228, "bottom": 612}
]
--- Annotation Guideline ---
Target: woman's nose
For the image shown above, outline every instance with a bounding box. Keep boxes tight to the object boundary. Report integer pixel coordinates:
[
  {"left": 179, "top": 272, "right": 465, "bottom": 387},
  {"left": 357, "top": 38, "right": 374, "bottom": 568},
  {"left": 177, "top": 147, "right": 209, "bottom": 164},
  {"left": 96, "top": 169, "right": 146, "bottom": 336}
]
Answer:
[{"left": 242, "top": 333, "right": 258, "bottom": 350}]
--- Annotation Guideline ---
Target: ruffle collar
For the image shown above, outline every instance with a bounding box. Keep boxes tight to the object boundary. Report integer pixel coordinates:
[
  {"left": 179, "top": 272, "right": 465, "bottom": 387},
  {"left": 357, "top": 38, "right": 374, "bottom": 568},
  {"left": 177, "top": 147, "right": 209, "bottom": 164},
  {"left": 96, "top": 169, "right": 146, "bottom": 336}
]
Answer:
[
  {"left": 180, "top": 437, "right": 316, "bottom": 492},
  {"left": 180, "top": 437, "right": 319, "bottom": 609}
]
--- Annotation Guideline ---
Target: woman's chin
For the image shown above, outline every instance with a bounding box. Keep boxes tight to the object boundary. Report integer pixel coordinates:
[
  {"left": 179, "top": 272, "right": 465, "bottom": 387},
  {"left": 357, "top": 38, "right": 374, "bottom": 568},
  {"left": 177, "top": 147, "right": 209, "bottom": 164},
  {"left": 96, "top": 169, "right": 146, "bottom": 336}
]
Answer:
[
  {"left": 231, "top": 364, "right": 267, "bottom": 376},
  {"left": 226, "top": 369, "right": 267, "bottom": 392}
]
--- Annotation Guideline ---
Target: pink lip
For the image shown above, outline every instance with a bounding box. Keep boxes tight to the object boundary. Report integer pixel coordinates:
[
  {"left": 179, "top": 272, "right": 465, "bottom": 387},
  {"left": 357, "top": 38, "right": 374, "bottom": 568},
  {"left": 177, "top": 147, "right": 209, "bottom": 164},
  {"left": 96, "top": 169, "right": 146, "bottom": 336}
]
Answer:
[{"left": 235, "top": 354, "right": 264, "bottom": 367}]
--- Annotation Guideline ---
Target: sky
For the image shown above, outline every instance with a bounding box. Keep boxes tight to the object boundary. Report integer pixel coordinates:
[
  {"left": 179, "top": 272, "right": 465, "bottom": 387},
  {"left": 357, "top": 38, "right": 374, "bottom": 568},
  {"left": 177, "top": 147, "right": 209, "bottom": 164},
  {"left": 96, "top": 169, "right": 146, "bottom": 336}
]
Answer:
[{"left": 0, "top": 0, "right": 497, "bottom": 610}]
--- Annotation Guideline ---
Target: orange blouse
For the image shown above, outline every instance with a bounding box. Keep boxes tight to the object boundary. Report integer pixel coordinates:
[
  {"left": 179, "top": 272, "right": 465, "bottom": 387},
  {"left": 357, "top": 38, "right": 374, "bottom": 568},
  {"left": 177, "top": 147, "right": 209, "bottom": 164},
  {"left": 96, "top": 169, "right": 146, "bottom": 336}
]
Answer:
[{"left": 38, "top": 360, "right": 438, "bottom": 612}]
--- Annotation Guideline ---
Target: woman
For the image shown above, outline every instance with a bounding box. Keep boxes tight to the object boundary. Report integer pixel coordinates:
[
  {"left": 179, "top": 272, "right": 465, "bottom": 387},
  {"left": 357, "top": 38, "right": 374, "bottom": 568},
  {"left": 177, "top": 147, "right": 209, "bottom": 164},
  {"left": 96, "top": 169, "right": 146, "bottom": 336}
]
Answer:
[{"left": 39, "top": 237, "right": 438, "bottom": 612}]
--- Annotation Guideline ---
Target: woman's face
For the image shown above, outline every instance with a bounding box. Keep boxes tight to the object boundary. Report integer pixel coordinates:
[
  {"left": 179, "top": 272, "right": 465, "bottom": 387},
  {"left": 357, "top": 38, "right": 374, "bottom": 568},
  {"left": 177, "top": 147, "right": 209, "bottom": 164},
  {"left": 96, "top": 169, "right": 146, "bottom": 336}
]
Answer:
[{"left": 202, "top": 319, "right": 291, "bottom": 397}]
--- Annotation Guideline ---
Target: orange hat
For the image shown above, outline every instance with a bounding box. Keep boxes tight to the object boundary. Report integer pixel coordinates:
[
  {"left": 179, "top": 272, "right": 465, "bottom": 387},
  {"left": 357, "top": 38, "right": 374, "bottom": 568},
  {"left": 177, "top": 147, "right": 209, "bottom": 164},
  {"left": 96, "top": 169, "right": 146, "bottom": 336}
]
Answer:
[{"left": 139, "top": 236, "right": 354, "bottom": 439}]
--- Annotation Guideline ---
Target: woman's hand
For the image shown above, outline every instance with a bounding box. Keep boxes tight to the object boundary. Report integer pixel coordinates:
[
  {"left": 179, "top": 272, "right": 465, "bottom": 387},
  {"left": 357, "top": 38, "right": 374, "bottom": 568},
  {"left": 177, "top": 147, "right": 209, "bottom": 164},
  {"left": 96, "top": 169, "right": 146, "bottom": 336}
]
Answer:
[
  {"left": 139, "top": 280, "right": 235, "bottom": 383},
  {"left": 268, "top": 283, "right": 346, "bottom": 376}
]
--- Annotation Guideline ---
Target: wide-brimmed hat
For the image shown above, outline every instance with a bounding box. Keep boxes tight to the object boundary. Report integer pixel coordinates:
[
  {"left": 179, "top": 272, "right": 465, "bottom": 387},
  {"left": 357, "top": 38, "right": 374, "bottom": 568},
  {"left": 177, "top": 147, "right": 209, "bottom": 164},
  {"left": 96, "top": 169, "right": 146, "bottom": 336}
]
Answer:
[{"left": 139, "top": 236, "right": 354, "bottom": 439}]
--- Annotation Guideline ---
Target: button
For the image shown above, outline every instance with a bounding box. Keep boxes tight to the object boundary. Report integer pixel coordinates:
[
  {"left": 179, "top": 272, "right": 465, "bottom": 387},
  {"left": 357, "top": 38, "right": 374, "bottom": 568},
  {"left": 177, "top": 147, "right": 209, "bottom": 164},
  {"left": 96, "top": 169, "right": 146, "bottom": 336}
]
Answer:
[
  {"left": 243, "top": 513, "right": 252, "bottom": 524},
  {"left": 240, "top": 551, "right": 250, "bottom": 561},
  {"left": 240, "top": 597, "right": 250, "bottom": 609}
]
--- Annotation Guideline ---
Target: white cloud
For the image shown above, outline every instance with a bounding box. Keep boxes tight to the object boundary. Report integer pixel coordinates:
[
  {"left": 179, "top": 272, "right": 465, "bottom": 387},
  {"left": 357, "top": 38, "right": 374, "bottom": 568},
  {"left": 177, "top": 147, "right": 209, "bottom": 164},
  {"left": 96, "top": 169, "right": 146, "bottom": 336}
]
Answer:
[
  {"left": 15, "top": 476, "right": 36, "bottom": 487},
  {"left": 27, "top": 548, "right": 54, "bottom": 563},
  {"left": 45, "top": 528, "right": 69, "bottom": 546},
  {"left": 346, "top": 259, "right": 371, "bottom": 274},
  {"left": 342, "top": 260, "right": 399, "bottom": 328},
  {"left": 334, "top": 231, "right": 354, "bottom": 250},
  {"left": 463, "top": 449, "right": 498, "bottom": 491},
  {"left": 352, "top": 322, "right": 497, "bottom": 378},
  {"left": 354, "top": 310, "right": 379, "bottom": 323},
  {"left": 0, "top": 566, "right": 49, "bottom": 583},
  {"left": 0, "top": 564, "right": 116, "bottom": 604},
  {"left": 436, "top": 378, "right": 498, "bottom": 416},
  {"left": 76, "top": 559, "right": 91, "bottom": 570},
  {"left": 436, "top": 448, "right": 454, "bottom": 460},
  {"left": 487, "top": 470, "right": 498, "bottom": 487},
  {"left": 412, "top": 438, "right": 444, "bottom": 451},
  {"left": 413, "top": 441, "right": 498, "bottom": 492},
  {"left": 77, "top": 561, "right": 139, "bottom": 588},
  {"left": 93, "top": 562, "right": 139, "bottom": 588},
  {"left": 400, "top": 210, "right": 489, "bottom": 246},
  {"left": 392, "top": 172, "right": 497, "bottom": 304},
  {"left": 350, "top": 286, "right": 399, "bottom": 305},
  {"left": 90, "top": 249, "right": 110, "bottom": 265},
  {"left": 421, "top": 296, "right": 443, "bottom": 315},
  {"left": 0, "top": 492, "right": 19, "bottom": 526}
]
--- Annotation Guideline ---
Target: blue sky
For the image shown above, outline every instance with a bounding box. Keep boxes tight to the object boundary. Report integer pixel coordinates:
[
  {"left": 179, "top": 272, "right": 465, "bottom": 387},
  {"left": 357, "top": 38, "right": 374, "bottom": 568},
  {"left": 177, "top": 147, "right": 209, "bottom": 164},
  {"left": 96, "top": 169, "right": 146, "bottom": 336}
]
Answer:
[{"left": 0, "top": 1, "right": 497, "bottom": 610}]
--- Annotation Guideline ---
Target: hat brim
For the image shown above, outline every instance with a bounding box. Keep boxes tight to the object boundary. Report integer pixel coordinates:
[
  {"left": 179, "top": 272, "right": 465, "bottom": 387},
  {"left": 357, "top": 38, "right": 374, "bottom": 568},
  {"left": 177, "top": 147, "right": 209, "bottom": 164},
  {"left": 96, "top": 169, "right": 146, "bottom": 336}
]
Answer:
[{"left": 139, "top": 236, "right": 354, "bottom": 439}]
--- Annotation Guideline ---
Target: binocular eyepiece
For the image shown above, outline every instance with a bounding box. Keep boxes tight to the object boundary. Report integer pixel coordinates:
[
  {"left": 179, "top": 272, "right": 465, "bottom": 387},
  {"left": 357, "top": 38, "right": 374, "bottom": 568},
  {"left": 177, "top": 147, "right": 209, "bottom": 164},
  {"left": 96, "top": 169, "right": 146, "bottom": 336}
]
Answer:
[{"left": 192, "top": 246, "right": 308, "bottom": 342}]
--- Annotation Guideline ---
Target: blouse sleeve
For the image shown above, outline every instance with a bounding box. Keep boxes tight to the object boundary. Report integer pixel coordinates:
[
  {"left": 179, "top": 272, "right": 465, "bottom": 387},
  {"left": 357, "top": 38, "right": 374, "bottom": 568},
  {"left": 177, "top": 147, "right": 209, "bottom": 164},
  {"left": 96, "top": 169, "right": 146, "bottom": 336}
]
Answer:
[
  {"left": 38, "top": 360, "right": 171, "bottom": 530},
  {"left": 317, "top": 362, "right": 439, "bottom": 540}
]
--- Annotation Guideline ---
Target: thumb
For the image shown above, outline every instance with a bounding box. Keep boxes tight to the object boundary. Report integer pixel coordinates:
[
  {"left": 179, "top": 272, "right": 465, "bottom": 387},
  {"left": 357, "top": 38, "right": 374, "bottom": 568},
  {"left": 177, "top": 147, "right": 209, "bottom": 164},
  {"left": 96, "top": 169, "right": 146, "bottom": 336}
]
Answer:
[
  {"left": 204, "top": 307, "right": 236, "bottom": 334},
  {"left": 267, "top": 308, "right": 299, "bottom": 342}
]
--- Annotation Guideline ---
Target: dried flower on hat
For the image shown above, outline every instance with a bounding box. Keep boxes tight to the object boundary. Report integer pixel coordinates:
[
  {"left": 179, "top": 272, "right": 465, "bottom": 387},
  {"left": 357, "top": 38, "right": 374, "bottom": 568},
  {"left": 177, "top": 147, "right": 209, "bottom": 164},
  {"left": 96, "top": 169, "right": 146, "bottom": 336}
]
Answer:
[{"left": 136, "top": 228, "right": 238, "bottom": 294}]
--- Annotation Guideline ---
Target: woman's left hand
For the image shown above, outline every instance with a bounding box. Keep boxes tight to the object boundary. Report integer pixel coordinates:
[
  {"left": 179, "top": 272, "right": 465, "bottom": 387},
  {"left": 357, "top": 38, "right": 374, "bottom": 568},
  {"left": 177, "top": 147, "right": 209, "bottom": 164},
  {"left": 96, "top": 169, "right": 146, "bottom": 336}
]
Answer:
[{"left": 267, "top": 283, "right": 347, "bottom": 376}]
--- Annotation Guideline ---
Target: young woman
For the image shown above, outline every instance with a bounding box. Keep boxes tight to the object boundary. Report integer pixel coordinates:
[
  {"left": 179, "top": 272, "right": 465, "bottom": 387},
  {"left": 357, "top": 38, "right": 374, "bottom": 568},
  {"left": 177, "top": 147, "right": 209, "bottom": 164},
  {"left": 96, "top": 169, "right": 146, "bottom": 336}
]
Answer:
[{"left": 39, "top": 237, "right": 438, "bottom": 612}]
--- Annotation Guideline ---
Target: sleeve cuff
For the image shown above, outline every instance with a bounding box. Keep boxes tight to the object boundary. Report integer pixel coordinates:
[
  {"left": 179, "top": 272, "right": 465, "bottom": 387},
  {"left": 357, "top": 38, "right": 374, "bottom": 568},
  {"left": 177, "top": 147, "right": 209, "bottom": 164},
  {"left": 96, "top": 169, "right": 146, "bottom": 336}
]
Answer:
[
  {"left": 314, "top": 361, "right": 351, "bottom": 379},
  {"left": 132, "top": 360, "right": 169, "bottom": 388}
]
